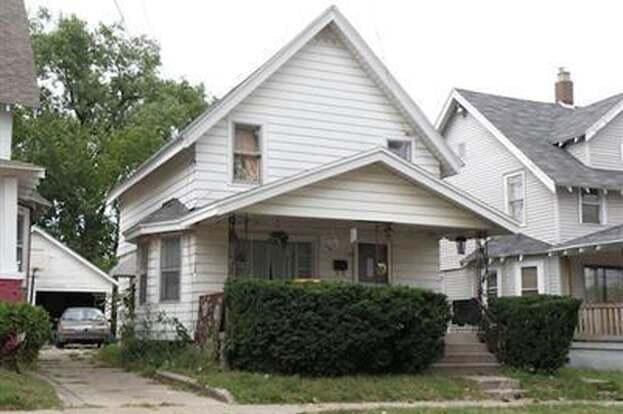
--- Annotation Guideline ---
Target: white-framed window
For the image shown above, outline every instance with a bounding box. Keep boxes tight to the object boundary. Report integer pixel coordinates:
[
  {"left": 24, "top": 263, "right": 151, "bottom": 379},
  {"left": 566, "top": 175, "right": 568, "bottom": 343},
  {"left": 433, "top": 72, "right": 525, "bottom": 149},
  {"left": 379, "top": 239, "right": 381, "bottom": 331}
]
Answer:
[
  {"left": 138, "top": 242, "right": 149, "bottom": 305},
  {"left": 485, "top": 269, "right": 499, "bottom": 301},
  {"left": 387, "top": 139, "right": 412, "bottom": 161},
  {"left": 520, "top": 266, "right": 539, "bottom": 296},
  {"left": 233, "top": 239, "right": 315, "bottom": 279},
  {"left": 457, "top": 142, "right": 467, "bottom": 160},
  {"left": 160, "top": 236, "right": 181, "bottom": 302},
  {"left": 16, "top": 207, "right": 29, "bottom": 273},
  {"left": 232, "top": 122, "right": 262, "bottom": 184},
  {"left": 579, "top": 189, "right": 604, "bottom": 224},
  {"left": 504, "top": 171, "right": 526, "bottom": 225}
]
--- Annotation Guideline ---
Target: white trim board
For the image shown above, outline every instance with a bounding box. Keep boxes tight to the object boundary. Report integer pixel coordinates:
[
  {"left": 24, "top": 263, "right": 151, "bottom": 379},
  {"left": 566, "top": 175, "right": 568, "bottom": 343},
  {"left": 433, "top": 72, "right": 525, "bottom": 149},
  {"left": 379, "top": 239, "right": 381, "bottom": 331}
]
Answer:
[
  {"left": 107, "top": 6, "right": 461, "bottom": 204},
  {"left": 124, "top": 147, "right": 519, "bottom": 241},
  {"left": 31, "top": 226, "right": 118, "bottom": 287},
  {"left": 436, "top": 89, "right": 557, "bottom": 193}
]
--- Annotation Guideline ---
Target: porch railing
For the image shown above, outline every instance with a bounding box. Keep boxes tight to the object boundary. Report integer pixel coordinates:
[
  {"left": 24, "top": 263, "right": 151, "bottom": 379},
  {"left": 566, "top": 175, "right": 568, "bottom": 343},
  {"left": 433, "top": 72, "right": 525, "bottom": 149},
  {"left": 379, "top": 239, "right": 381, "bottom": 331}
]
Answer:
[{"left": 576, "top": 303, "right": 623, "bottom": 338}]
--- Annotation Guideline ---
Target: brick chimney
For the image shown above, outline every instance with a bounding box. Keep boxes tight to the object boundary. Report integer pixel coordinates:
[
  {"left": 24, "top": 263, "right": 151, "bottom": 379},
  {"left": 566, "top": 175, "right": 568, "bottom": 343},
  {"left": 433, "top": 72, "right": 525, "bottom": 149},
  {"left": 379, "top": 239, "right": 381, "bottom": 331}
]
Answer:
[{"left": 555, "top": 67, "right": 574, "bottom": 105}]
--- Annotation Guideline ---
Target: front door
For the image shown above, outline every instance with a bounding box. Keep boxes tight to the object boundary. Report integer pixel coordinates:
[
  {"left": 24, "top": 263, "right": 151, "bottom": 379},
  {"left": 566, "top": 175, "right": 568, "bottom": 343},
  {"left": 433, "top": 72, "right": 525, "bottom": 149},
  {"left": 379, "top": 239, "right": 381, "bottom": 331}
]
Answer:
[{"left": 357, "top": 243, "right": 389, "bottom": 284}]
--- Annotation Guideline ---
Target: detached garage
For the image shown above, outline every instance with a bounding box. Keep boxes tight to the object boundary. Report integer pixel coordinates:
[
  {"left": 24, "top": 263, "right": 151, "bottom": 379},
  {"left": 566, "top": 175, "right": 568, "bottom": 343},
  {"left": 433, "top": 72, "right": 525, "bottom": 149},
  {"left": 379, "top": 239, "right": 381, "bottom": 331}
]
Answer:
[{"left": 27, "top": 226, "right": 118, "bottom": 321}]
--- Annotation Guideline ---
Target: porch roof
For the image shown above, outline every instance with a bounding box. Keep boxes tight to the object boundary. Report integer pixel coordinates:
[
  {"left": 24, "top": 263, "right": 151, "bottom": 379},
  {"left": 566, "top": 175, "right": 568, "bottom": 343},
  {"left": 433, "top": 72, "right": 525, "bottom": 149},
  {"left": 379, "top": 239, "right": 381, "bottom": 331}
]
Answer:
[
  {"left": 462, "top": 233, "right": 553, "bottom": 264},
  {"left": 550, "top": 224, "right": 623, "bottom": 252},
  {"left": 123, "top": 148, "right": 519, "bottom": 242}
]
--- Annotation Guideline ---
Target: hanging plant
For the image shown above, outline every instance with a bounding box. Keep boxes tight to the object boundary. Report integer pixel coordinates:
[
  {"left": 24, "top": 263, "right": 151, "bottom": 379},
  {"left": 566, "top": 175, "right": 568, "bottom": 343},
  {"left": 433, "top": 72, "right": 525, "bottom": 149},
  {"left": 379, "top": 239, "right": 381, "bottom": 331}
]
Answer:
[{"left": 269, "top": 231, "right": 289, "bottom": 249}]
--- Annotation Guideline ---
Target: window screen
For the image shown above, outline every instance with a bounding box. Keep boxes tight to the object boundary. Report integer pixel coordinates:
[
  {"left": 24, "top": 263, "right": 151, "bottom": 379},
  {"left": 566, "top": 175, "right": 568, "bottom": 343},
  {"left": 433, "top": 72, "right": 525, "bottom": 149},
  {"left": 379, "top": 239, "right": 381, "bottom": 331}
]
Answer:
[
  {"left": 160, "top": 237, "right": 181, "bottom": 301},
  {"left": 387, "top": 140, "right": 411, "bottom": 161},
  {"left": 521, "top": 266, "right": 539, "bottom": 296},
  {"left": 233, "top": 123, "right": 261, "bottom": 183}
]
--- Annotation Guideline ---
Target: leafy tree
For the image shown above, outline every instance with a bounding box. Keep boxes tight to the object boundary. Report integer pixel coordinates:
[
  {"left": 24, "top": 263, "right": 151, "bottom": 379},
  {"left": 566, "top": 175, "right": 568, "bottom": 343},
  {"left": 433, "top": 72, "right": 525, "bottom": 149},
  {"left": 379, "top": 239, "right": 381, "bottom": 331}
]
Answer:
[{"left": 13, "top": 10, "right": 210, "bottom": 269}]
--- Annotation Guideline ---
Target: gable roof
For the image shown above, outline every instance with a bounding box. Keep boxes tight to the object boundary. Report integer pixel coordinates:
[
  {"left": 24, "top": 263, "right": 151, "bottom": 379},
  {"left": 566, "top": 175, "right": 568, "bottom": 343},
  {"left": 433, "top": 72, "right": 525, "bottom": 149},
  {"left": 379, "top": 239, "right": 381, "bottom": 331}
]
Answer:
[
  {"left": 32, "top": 226, "right": 118, "bottom": 287},
  {"left": 107, "top": 6, "right": 461, "bottom": 204},
  {"left": 438, "top": 89, "right": 623, "bottom": 192},
  {"left": 0, "top": 0, "right": 39, "bottom": 107},
  {"left": 123, "top": 147, "right": 518, "bottom": 241}
]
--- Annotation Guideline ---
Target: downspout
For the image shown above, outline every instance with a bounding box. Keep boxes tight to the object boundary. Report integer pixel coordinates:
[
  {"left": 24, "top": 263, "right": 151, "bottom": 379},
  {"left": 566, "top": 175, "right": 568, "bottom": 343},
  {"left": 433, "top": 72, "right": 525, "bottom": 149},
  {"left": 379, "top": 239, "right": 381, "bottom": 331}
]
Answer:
[{"left": 29, "top": 268, "right": 38, "bottom": 304}]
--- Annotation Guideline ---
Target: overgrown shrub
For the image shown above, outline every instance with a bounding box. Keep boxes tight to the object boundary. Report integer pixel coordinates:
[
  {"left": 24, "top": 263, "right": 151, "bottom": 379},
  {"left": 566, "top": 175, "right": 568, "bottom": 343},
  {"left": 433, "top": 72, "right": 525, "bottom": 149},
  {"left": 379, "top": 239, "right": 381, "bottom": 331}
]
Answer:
[
  {"left": 489, "top": 295, "right": 582, "bottom": 372},
  {"left": 224, "top": 279, "right": 450, "bottom": 376},
  {"left": 0, "top": 302, "right": 51, "bottom": 364}
]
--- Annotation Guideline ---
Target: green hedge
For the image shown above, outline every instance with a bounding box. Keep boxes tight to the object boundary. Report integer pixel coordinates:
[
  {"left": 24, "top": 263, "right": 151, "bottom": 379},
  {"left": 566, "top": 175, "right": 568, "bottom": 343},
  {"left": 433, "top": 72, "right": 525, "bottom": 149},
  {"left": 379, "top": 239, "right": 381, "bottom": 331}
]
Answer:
[
  {"left": 0, "top": 302, "right": 51, "bottom": 364},
  {"left": 224, "top": 279, "right": 450, "bottom": 376},
  {"left": 489, "top": 295, "right": 582, "bottom": 372}
]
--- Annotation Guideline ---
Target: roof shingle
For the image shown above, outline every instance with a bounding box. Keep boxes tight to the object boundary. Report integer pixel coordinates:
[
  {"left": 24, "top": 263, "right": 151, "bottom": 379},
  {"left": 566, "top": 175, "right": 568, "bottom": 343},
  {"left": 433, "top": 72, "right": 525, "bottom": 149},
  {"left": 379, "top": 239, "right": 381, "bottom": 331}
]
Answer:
[
  {"left": 0, "top": 0, "right": 39, "bottom": 107},
  {"left": 456, "top": 89, "right": 623, "bottom": 190}
]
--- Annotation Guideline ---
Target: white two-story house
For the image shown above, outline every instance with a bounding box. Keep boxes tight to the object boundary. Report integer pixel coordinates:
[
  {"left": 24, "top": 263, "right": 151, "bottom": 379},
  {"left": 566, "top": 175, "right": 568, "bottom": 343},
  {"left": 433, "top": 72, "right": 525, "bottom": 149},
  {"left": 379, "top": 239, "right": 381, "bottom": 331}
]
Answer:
[
  {"left": 438, "top": 69, "right": 623, "bottom": 364},
  {"left": 107, "top": 6, "right": 518, "bottom": 335},
  {"left": 0, "top": 0, "right": 47, "bottom": 302}
]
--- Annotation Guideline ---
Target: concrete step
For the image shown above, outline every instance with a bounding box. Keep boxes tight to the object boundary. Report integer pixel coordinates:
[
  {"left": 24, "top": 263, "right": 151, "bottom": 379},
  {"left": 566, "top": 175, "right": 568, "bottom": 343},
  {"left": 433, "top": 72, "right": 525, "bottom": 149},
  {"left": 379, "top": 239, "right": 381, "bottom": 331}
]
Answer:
[
  {"left": 484, "top": 388, "right": 524, "bottom": 401},
  {"left": 442, "top": 352, "right": 498, "bottom": 364},
  {"left": 464, "top": 375, "right": 520, "bottom": 391},
  {"left": 430, "top": 362, "right": 501, "bottom": 375},
  {"left": 445, "top": 343, "right": 489, "bottom": 353},
  {"left": 445, "top": 332, "right": 482, "bottom": 345}
]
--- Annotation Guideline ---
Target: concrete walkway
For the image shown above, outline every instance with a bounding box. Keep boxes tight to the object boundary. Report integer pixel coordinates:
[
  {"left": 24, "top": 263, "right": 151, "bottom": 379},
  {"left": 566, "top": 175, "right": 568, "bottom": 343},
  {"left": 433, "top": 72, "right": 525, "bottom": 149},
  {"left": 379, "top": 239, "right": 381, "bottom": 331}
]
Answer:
[{"left": 11, "top": 348, "right": 623, "bottom": 414}]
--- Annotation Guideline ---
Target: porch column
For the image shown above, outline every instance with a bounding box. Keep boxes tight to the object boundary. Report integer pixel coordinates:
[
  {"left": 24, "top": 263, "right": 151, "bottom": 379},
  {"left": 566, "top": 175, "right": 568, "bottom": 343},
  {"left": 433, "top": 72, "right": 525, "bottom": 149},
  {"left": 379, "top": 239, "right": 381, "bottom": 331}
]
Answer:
[{"left": 0, "top": 176, "right": 21, "bottom": 301}]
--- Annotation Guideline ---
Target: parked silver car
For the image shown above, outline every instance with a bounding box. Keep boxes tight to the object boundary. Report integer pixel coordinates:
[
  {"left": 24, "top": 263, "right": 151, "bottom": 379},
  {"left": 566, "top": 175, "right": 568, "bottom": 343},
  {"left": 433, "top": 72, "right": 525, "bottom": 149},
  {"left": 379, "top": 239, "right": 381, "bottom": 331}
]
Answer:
[{"left": 55, "top": 307, "right": 111, "bottom": 348}]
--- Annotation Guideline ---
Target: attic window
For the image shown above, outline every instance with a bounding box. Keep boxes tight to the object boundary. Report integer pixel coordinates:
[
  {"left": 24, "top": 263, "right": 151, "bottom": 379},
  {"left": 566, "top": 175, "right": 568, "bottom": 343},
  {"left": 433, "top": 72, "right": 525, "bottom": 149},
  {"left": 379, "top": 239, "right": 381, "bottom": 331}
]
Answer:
[
  {"left": 387, "top": 139, "right": 411, "bottom": 161},
  {"left": 580, "top": 189, "right": 603, "bottom": 224},
  {"left": 233, "top": 123, "right": 262, "bottom": 184}
]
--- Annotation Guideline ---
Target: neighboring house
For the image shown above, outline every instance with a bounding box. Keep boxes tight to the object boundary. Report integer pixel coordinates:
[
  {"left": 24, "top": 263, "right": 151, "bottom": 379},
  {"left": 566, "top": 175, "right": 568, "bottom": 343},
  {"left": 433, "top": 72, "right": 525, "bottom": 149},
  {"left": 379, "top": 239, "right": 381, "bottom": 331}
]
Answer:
[
  {"left": 438, "top": 69, "right": 623, "bottom": 369},
  {"left": 28, "top": 226, "right": 118, "bottom": 320},
  {"left": 0, "top": 0, "right": 48, "bottom": 302},
  {"left": 107, "top": 6, "right": 519, "bottom": 336}
]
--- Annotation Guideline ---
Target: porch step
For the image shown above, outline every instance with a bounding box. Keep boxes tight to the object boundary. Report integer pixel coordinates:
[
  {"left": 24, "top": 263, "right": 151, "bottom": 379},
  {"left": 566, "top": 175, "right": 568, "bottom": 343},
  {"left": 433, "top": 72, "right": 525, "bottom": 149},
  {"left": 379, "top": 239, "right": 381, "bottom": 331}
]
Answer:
[
  {"left": 442, "top": 352, "right": 497, "bottom": 364},
  {"left": 464, "top": 376, "right": 523, "bottom": 400},
  {"left": 445, "top": 343, "right": 489, "bottom": 353},
  {"left": 431, "top": 331, "right": 501, "bottom": 375},
  {"left": 430, "top": 362, "right": 501, "bottom": 375}
]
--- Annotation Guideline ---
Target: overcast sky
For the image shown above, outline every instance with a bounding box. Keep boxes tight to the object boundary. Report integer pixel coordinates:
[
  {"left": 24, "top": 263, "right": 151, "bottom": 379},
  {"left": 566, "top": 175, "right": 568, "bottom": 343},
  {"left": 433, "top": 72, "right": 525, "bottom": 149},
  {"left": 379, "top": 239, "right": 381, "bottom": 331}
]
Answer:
[{"left": 25, "top": 0, "right": 623, "bottom": 120}]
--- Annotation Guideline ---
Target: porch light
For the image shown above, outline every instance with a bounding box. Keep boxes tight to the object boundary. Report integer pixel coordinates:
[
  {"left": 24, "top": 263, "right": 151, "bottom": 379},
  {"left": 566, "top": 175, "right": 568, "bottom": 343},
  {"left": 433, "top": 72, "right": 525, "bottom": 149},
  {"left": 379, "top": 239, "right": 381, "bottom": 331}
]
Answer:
[{"left": 455, "top": 237, "right": 466, "bottom": 255}]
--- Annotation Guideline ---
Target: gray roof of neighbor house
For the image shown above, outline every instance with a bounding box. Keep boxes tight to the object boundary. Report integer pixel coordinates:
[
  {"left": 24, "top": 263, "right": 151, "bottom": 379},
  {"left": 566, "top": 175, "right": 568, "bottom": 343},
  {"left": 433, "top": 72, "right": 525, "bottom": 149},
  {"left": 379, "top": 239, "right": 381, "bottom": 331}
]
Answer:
[
  {"left": 456, "top": 89, "right": 623, "bottom": 189},
  {"left": 109, "top": 251, "right": 136, "bottom": 277},
  {"left": 130, "top": 198, "right": 190, "bottom": 229},
  {"left": 0, "top": 0, "right": 39, "bottom": 107},
  {"left": 552, "top": 224, "right": 623, "bottom": 251},
  {"left": 463, "top": 233, "right": 552, "bottom": 264}
]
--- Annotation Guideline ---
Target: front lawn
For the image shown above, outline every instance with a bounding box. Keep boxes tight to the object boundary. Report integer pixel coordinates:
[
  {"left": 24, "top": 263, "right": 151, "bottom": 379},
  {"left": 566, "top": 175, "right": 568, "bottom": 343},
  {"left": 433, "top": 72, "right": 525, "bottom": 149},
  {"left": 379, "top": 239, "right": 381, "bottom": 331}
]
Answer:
[
  {"left": 0, "top": 368, "right": 60, "bottom": 410},
  {"left": 506, "top": 368, "right": 623, "bottom": 400},
  {"left": 98, "top": 344, "right": 484, "bottom": 404},
  {"left": 313, "top": 404, "right": 623, "bottom": 414}
]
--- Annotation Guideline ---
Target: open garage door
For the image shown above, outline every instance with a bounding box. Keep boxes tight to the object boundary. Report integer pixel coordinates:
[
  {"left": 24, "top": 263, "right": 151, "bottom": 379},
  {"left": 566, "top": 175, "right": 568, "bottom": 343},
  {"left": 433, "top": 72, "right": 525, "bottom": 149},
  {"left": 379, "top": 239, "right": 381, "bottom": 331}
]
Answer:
[{"left": 35, "top": 291, "right": 106, "bottom": 322}]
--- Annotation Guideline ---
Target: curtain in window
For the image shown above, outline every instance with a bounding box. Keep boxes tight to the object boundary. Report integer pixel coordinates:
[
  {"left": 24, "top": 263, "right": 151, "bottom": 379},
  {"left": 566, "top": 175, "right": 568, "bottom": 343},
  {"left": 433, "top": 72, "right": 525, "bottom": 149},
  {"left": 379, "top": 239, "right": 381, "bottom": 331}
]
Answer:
[
  {"left": 234, "top": 125, "right": 261, "bottom": 182},
  {"left": 234, "top": 240, "right": 313, "bottom": 279},
  {"left": 160, "top": 237, "right": 181, "bottom": 301},
  {"left": 584, "top": 267, "right": 623, "bottom": 303}
]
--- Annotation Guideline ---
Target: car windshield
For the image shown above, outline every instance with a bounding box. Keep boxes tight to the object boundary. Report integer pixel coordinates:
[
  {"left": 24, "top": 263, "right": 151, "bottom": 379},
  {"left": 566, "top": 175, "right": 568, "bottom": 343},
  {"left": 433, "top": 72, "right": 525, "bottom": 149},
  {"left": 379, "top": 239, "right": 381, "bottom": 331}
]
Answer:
[{"left": 61, "top": 308, "right": 105, "bottom": 321}]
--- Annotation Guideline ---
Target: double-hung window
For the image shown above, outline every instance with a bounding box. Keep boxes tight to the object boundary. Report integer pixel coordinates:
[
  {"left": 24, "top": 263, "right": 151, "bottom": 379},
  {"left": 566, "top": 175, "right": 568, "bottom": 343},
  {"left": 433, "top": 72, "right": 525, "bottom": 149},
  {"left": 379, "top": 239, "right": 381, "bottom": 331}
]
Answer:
[
  {"left": 16, "top": 213, "right": 25, "bottom": 272},
  {"left": 486, "top": 270, "right": 499, "bottom": 301},
  {"left": 233, "top": 123, "right": 262, "bottom": 184},
  {"left": 387, "top": 139, "right": 412, "bottom": 161},
  {"left": 520, "top": 266, "right": 539, "bottom": 296},
  {"left": 160, "top": 237, "right": 181, "bottom": 302},
  {"left": 504, "top": 172, "right": 525, "bottom": 224},
  {"left": 138, "top": 243, "right": 149, "bottom": 305},
  {"left": 580, "top": 189, "right": 603, "bottom": 224}
]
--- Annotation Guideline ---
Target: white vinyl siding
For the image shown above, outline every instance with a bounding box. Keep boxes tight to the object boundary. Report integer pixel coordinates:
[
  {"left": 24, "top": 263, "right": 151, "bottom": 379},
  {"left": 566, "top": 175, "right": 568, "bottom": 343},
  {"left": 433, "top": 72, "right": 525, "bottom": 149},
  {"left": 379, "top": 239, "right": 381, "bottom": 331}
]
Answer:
[
  {"left": 193, "top": 27, "right": 439, "bottom": 207},
  {"left": 116, "top": 149, "right": 196, "bottom": 256},
  {"left": 442, "top": 111, "right": 556, "bottom": 244},
  {"left": 585, "top": 112, "right": 623, "bottom": 170},
  {"left": 242, "top": 164, "right": 491, "bottom": 229}
]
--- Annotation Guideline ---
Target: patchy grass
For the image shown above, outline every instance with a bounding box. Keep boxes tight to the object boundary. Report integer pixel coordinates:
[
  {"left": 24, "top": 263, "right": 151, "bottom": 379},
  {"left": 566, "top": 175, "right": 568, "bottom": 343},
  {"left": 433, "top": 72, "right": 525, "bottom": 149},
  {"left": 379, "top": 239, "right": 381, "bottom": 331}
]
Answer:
[
  {"left": 312, "top": 405, "right": 623, "bottom": 414},
  {"left": 98, "top": 344, "right": 483, "bottom": 404},
  {"left": 505, "top": 368, "right": 623, "bottom": 401},
  {"left": 0, "top": 368, "right": 60, "bottom": 410}
]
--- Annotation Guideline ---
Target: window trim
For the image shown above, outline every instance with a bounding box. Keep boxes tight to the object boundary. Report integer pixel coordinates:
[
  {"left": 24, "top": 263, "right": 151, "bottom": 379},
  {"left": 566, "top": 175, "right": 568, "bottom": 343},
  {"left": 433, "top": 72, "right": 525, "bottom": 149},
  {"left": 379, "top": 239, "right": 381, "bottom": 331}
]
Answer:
[
  {"left": 578, "top": 188, "right": 606, "bottom": 225},
  {"left": 503, "top": 171, "right": 526, "bottom": 226},
  {"left": 16, "top": 206, "right": 29, "bottom": 275},
  {"left": 159, "top": 235, "right": 182, "bottom": 303},
  {"left": 515, "top": 260, "right": 544, "bottom": 296},
  {"left": 485, "top": 268, "right": 501, "bottom": 302},
  {"left": 138, "top": 242, "right": 149, "bottom": 305},
  {"left": 229, "top": 117, "right": 267, "bottom": 186},
  {"left": 355, "top": 241, "right": 392, "bottom": 285},
  {"left": 386, "top": 138, "right": 413, "bottom": 162}
]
